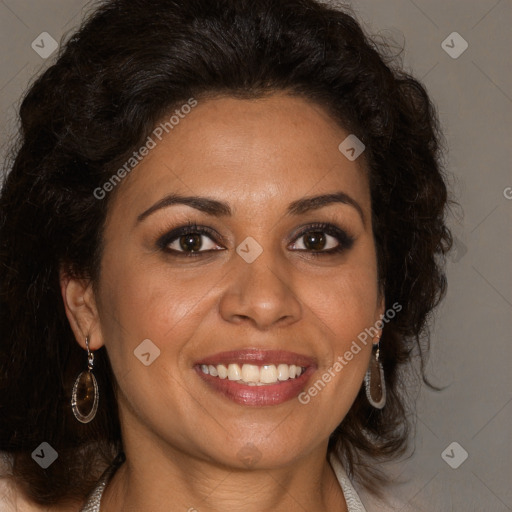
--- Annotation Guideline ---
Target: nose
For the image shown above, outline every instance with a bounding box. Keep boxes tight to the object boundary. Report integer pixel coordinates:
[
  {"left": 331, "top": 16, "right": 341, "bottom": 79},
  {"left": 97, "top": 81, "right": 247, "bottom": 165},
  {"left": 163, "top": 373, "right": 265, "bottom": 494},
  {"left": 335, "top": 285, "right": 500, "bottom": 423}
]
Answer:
[{"left": 218, "top": 251, "right": 302, "bottom": 331}]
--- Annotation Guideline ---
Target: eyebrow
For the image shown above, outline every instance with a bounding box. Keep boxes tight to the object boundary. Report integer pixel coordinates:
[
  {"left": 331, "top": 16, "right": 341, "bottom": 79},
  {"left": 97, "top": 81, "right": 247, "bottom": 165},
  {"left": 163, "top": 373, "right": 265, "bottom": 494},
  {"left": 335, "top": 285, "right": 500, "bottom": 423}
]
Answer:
[{"left": 136, "top": 191, "right": 365, "bottom": 225}]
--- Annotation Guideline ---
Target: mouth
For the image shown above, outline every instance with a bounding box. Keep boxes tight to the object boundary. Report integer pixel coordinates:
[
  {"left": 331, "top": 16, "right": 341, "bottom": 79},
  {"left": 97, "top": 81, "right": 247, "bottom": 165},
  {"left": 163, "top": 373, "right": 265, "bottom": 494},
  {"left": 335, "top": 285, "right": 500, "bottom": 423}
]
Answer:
[{"left": 194, "top": 349, "right": 317, "bottom": 406}]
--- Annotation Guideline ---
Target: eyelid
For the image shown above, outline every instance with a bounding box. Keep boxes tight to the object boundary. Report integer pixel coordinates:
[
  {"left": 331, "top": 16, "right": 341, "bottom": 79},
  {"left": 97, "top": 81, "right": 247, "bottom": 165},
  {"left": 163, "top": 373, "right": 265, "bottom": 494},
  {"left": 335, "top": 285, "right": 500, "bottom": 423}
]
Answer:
[
  {"left": 287, "top": 222, "right": 355, "bottom": 251},
  {"left": 156, "top": 222, "right": 225, "bottom": 252},
  {"left": 156, "top": 220, "right": 355, "bottom": 257},
  {"left": 288, "top": 222, "right": 350, "bottom": 240}
]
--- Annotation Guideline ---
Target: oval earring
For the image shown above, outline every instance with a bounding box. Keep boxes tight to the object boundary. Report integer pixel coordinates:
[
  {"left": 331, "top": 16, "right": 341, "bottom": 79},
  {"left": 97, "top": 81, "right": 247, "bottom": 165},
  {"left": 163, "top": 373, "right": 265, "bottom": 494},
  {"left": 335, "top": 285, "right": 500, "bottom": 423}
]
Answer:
[
  {"left": 364, "top": 334, "right": 386, "bottom": 409},
  {"left": 71, "top": 336, "right": 99, "bottom": 423}
]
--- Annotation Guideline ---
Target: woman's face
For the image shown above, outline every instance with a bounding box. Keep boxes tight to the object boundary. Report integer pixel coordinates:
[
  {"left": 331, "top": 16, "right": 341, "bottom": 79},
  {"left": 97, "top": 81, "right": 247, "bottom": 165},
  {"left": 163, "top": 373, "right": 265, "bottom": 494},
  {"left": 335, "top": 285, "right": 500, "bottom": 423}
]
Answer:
[{"left": 68, "top": 93, "right": 384, "bottom": 469}]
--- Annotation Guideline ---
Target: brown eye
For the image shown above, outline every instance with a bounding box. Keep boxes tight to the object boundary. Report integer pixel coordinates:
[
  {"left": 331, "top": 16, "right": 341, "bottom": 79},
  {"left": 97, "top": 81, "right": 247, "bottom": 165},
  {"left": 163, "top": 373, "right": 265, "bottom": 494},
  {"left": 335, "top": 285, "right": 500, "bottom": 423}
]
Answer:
[
  {"left": 178, "top": 233, "right": 204, "bottom": 252},
  {"left": 166, "top": 232, "right": 220, "bottom": 253},
  {"left": 291, "top": 231, "right": 342, "bottom": 252},
  {"left": 157, "top": 223, "right": 224, "bottom": 256},
  {"left": 301, "top": 231, "right": 327, "bottom": 251},
  {"left": 289, "top": 223, "right": 355, "bottom": 255}
]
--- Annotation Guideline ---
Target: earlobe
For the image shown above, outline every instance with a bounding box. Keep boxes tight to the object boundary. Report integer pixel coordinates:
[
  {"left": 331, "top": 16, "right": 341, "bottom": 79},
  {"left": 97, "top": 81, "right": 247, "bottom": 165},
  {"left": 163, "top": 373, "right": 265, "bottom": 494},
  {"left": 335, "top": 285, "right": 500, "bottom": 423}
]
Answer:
[{"left": 59, "top": 270, "right": 104, "bottom": 350}]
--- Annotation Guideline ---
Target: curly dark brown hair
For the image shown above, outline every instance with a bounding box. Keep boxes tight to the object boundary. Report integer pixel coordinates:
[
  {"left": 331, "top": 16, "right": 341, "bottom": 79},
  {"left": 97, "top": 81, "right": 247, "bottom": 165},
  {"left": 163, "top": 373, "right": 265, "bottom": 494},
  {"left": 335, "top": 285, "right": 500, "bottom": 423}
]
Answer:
[{"left": 0, "top": 0, "right": 453, "bottom": 506}]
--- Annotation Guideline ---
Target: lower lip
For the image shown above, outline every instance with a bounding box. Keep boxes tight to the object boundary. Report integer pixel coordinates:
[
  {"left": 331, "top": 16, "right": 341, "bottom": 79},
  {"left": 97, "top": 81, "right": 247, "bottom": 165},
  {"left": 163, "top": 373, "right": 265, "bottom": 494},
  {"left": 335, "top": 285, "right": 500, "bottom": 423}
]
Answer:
[{"left": 195, "top": 366, "right": 316, "bottom": 406}]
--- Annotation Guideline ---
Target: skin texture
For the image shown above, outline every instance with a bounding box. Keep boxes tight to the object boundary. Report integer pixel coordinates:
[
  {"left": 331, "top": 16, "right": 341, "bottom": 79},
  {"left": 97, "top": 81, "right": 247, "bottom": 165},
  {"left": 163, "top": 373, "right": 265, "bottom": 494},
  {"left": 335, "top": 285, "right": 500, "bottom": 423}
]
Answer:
[{"left": 61, "top": 93, "right": 385, "bottom": 512}]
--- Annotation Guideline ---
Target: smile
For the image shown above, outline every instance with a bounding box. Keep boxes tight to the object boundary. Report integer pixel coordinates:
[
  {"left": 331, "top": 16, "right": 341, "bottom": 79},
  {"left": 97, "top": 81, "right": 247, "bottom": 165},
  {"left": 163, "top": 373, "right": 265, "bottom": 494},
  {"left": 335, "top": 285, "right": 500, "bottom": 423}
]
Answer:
[
  {"left": 194, "top": 349, "right": 316, "bottom": 406},
  {"left": 200, "top": 363, "right": 307, "bottom": 385}
]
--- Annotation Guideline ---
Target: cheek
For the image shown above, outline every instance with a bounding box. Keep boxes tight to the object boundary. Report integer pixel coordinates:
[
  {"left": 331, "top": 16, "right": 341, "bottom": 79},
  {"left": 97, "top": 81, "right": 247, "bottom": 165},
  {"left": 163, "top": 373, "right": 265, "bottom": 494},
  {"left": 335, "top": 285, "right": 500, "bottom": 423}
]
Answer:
[
  {"left": 97, "top": 252, "right": 223, "bottom": 364},
  {"left": 304, "top": 262, "right": 379, "bottom": 339},
  {"left": 297, "top": 256, "right": 379, "bottom": 412},
  {"left": 95, "top": 258, "right": 211, "bottom": 427},
  {"left": 292, "top": 266, "right": 379, "bottom": 437}
]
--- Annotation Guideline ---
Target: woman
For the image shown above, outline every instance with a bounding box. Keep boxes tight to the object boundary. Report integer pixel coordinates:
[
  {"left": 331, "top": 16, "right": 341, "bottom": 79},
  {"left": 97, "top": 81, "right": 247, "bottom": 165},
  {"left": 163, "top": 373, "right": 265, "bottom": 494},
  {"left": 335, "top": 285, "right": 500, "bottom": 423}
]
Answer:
[{"left": 0, "top": 0, "right": 452, "bottom": 510}]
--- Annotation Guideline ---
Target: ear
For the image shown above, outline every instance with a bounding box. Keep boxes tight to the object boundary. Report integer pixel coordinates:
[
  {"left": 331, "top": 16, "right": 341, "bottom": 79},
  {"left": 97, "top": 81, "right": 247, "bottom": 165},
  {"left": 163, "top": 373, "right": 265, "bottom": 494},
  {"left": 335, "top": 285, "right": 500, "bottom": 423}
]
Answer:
[{"left": 60, "top": 269, "right": 104, "bottom": 351}]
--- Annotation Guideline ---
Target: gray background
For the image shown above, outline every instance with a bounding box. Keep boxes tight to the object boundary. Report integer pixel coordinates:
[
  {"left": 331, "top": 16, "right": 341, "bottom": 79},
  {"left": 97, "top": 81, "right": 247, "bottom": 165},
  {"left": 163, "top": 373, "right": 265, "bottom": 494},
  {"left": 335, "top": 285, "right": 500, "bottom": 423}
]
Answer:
[{"left": 0, "top": 1, "right": 511, "bottom": 510}]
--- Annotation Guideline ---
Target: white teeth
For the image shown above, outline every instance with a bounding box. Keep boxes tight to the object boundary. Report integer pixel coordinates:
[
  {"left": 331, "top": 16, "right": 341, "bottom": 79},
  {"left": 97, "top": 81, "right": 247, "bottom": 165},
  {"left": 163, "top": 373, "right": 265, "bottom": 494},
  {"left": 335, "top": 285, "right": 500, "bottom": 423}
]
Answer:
[
  {"left": 277, "top": 364, "right": 289, "bottom": 381},
  {"left": 217, "top": 364, "right": 228, "bottom": 379},
  {"left": 241, "top": 364, "right": 260, "bottom": 383},
  {"left": 260, "top": 365, "right": 277, "bottom": 383},
  {"left": 200, "top": 363, "right": 306, "bottom": 384},
  {"left": 227, "top": 363, "right": 241, "bottom": 380}
]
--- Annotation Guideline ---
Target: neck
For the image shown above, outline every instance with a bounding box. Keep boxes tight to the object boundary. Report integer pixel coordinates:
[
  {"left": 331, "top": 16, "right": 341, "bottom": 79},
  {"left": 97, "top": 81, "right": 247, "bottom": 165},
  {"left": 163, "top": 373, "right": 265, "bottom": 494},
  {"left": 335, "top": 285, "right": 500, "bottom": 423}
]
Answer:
[{"left": 101, "top": 442, "right": 347, "bottom": 512}]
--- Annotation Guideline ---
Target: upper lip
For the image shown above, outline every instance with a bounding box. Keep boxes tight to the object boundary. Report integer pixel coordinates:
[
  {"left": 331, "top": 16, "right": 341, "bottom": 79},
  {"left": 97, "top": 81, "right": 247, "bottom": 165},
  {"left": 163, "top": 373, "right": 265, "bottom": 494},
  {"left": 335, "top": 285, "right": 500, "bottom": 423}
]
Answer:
[{"left": 195, "top": 349, "right": 317, "bottom": 368}]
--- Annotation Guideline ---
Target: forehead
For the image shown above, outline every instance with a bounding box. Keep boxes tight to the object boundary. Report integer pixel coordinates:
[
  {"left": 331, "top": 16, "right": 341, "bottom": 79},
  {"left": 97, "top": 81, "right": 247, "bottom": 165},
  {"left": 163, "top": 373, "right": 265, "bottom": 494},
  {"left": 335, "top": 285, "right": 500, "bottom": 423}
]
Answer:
[{"left": 108, "top": 93, "right": 370, "bottom": 221}]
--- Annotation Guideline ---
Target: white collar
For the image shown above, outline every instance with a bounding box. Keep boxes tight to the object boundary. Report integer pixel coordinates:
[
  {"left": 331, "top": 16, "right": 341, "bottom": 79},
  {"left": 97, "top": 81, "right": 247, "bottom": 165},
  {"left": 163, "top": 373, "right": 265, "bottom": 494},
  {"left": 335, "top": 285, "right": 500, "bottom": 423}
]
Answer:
[
  {"left": 80, "top": 452, "right": 367, "bottom": 512},
  {"left": 329, "top": 451, "right": 368, "bottom": 512}
]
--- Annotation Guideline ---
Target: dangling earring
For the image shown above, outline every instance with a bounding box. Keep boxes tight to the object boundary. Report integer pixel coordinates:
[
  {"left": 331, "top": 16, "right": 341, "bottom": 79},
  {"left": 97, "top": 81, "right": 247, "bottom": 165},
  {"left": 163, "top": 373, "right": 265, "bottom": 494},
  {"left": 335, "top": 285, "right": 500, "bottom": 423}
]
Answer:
[
  {"left": 71, "top": 336, "right": 99, "bottom": 423},
  {"left": 364, "top": 334, "right": 386, "bottom": 409}
]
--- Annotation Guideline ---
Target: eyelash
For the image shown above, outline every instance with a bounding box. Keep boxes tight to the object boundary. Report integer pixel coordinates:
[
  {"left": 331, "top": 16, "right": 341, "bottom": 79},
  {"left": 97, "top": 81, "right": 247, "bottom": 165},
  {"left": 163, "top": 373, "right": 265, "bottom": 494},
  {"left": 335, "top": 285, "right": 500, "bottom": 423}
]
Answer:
[{"left": 156, "top": 221, "right": 355, "bottom": 258}]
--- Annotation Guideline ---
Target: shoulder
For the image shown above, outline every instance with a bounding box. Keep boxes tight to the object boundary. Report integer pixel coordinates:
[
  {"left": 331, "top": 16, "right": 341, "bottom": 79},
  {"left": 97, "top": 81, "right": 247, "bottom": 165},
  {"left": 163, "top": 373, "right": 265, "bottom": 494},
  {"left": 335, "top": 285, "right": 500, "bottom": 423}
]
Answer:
[
  {"left": 0, "top": 452, "right": 16, "bottom": 512},
  {"left": 0, "top": 477, "right": 51, "bottom": 512},
  {"left": 0, "top": 476, "right": 15, "bottom": 511},
  {"left": 0, "top": 476, "right": 81, "bottom": 512},
  {"left": 0, "top": 452, "right": 60, "bottom": 512},
  {"left": 0, "top": 477, "right": 30, "bottom": 512}
]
